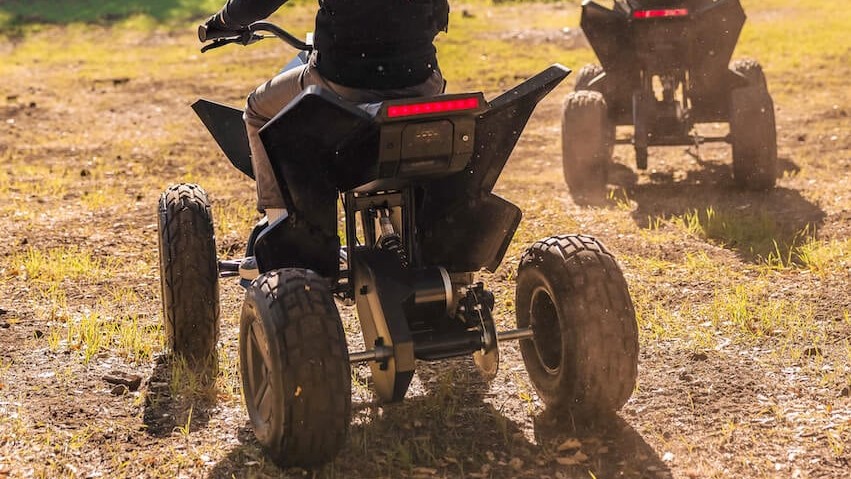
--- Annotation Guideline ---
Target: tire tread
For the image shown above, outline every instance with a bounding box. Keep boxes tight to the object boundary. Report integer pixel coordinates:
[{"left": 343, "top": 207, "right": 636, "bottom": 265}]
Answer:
[{"left": 158, "top": 183, "right": 220, "bottom": 370}]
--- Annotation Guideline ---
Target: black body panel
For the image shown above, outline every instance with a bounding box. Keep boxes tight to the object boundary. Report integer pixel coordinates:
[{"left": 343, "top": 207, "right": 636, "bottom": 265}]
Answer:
[
  {"left": 254, "top": 65, "right": 570, "bottom": 275},
  {"left": 419, "top": 65, "right": 570, "bottom": 272},
  {"left": 192, "top": 99, "right": 254, "bottom": 179}
]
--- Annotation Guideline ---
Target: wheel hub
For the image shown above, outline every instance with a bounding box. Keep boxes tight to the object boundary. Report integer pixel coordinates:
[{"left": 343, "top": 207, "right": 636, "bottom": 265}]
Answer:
[{"left": 530, "top": 286, "right": 562, "bottom": 373}]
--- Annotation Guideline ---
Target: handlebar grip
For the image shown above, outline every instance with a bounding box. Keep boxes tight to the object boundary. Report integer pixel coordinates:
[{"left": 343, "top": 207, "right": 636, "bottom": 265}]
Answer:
[
  {"left": 198, "top": 23, "right": 239, "bottom": 42},
  {"left": 198, "top": 24, "right": 209, "bottom": 42}
]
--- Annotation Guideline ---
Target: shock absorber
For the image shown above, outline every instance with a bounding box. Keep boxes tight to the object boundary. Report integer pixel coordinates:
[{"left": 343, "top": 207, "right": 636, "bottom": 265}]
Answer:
[{"left": 376, "top": 208, "right": 408, "bottom": 267}]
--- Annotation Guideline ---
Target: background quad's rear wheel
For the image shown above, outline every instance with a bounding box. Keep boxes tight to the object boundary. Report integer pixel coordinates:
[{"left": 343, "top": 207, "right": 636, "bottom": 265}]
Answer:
[
  {"left": 240, "top": 268, "right": 351, "bottom": 468},
  {"left": 562, "top": 91, "right": 614, "bottom": 203},
  {"left": 730, "top": 58, "right": 777, "bottom": 190},
  {"left": 574, "top": 63, "right": 605, "bottom": 92},
  {"left": 158, "top": 183, "right": 220, "bottom": 374},
  {"left": 516, "top": 235, "right": 638, "bottom": 419}
]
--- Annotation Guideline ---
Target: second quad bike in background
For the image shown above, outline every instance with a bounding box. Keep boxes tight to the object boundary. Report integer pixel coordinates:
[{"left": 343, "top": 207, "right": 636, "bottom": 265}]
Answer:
[
  {"left": 157, "top": 22, "right": 639, "bottom": 468},
  {"left": 563, "top": 0, "right": 777, "bottom": 201}
]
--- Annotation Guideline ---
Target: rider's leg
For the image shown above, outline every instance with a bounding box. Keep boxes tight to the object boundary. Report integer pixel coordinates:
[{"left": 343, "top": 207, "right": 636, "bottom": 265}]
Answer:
[
  {"left": 245, "top": 57, "right": 443, "bottom": 214},
  {"left": 244, "top": 65, "right": 308, "bottom": 215},
  {"left": 240, "top": 59, "right": 444, "bottom": 280}
]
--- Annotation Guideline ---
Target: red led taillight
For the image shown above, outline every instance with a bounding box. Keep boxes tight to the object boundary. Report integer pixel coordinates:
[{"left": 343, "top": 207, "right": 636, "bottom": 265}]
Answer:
[
  {"left": 387, "top": 97, "right": 480, "bottom": 118},
  {"left": 632, "top": 8, "right": 689, "bottom": 19}
]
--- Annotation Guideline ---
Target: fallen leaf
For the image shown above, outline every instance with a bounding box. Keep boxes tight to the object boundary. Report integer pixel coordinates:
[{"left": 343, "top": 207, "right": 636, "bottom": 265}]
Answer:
[
  {"left": 557, "top": 438, "right": 582, "bottom": 451},
  {"left": 556, "top": 450, "right": 588, "bottom": 466},
  {"left": 556, "top": 456, "right": 580, "bottom": 466},
  {"left": 412, "top": 467, "right": 437, "bottom": 475}
]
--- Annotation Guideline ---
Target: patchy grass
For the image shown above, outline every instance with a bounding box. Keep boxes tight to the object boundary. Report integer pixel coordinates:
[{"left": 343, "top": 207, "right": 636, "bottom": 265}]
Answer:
[{"left": 11, "top": 247, "right": 113, "bottom": 283}]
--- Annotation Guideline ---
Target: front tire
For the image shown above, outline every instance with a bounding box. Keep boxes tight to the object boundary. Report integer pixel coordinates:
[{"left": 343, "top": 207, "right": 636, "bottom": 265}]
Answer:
[
  {"left": 516, "top": 235, "right": 638, "bottom": 419},
  {"left": 158, "top": 183, "right": 220, "bottom": 374},
  {"left": 730, "top": 59, "right": 777, "bottom": 190},
  {"left": 562, "top": 91, "right": 614, "bottom": 203},
  {"left": 240, "top": 269, "right": 351, "bottom": 467}
]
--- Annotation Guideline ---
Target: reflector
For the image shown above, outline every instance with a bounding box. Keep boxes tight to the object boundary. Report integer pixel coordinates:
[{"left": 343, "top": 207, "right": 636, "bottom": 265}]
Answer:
[
  {"left": 387, "top": 97, "right": 480, "bottom": 118},
  {"left": 632, "top": 9, "right": 689, "bottom": 19}
]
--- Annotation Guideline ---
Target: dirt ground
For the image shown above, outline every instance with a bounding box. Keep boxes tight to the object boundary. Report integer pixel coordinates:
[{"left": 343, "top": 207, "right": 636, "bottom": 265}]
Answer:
[{"left": 1, "top": 1, "right": 850, "bottom": 478}]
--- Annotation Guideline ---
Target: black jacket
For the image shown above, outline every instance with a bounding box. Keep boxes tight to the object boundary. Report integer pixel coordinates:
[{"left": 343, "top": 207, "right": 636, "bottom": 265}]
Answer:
[{"left": 219, "top": 0, "right": 449, "bottom": 89}]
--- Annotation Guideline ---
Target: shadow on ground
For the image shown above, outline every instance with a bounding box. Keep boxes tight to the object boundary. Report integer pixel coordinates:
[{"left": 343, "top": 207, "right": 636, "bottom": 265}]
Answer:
[
  {"left": 207, "top": 359, "right": 667, "bottom": 478},
  {"left": 610, "top": 156, "right": 825, "bottom": 264},
  {"left": 142, "top": 354, "right": 217, "bottom": 438}
]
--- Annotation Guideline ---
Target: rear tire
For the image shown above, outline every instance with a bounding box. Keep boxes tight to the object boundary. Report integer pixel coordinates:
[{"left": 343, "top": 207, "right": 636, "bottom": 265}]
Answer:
[
  {"left": 158, "top": 183, "right": 220, "bottom": 374},
  {"left": 516, "top": 235, "right": 638, "bottom": 419},
  {"left": 574, "top": 64, "right": 605, "bottom": 92},
  {"left": 562, "top": 91, "right": 614, "bottom": 203},
  {"left": 240, "top": 268, "right": 351, "bottom": 467},
  {"left": 730, "top": 59, "right": 777, "bottom": 190}
]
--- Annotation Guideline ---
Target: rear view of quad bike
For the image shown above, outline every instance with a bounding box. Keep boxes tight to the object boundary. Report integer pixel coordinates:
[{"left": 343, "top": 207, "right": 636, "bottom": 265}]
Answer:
[
  {"left": 157, "top": 21, "right": 638, "bottom": 468},
  {"left": 563, "top": 0, "right": 777, "bottom": 202}
]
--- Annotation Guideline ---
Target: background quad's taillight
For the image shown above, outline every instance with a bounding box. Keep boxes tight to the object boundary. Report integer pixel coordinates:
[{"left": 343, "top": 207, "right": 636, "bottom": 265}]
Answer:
[
  {"left": 386, "top": 97, "right": 480, "bottom": 118},
  {"left": 632, "top": 8, "right": 689, "bottom": 19}
]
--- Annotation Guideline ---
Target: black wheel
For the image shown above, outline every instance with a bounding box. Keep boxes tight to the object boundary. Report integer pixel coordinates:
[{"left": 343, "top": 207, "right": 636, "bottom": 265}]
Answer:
[
  {"left": 158, "top": 183, "right": 220, "bottom": 373},
  {"left": 562, "top": 91, "right": 614, "bottom": 203},
  {"left": 574, "top": 63, "right": 605, "bottom": 92},
  {"left": 731, "top": 58, "right": 767, "bottom": 89},
  {"left": 730, "top": 59, "right": 777, "bottom": 190},
  {"left": 516, "top": 235, "right": 638, "bottom": 418},
  {"left": 240, "top": 268, "right": 351, "bottom": 467}
]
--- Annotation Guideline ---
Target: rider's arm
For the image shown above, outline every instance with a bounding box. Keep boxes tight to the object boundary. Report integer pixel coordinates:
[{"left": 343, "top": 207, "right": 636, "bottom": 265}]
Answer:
[
  {"left": 434, "top": 0, "right": 450, "bottom": 33},
  {"left": 218, "top": 0, "right": 290, "bottom": 28}
]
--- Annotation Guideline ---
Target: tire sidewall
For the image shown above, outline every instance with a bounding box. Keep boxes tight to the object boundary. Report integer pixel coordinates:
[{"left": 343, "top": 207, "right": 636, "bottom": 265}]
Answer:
[
  {"left": 239, "top": 282, "right": 286, "bottom": 447},
  {"left": 516, "top": 250, "right": 578, "bottom": 408}
]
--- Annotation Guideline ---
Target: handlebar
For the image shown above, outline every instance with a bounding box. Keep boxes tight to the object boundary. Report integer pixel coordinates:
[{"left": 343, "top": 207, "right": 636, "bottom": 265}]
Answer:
[{"left": 198, "top": 21, "right": 311, "bottom": 53}]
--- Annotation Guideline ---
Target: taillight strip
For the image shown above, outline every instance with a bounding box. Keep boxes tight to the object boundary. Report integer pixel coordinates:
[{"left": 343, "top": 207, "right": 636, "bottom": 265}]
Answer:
[
  {"left": 632, "top": 8, "right": 689, "bottom": 19},
  {"left": 387, "top": 97, "right": 480, "bottom": 118}
]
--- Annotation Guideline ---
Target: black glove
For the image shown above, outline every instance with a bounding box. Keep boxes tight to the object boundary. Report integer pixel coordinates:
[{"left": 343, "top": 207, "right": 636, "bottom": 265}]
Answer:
[{"left": 198, "top": 11, "right": 244, "bottom": 42}]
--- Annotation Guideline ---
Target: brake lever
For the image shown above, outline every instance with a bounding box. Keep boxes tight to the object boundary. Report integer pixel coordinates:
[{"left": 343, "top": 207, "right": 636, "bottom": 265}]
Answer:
[
  {"left": 200, "top": 31, "right": 264, "bottom": 53},
  {"left": 201, "top": 37, "right": 237, "bottom": 53}
]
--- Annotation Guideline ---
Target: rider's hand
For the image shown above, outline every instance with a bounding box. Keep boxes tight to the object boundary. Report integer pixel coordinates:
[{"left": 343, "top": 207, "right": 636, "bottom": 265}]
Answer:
[{"left": 199, "top": 11, "right": 244, "bottom": 42}]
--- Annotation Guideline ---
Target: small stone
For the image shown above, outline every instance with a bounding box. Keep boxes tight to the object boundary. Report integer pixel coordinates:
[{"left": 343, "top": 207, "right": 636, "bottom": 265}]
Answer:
[
  {"left": 803, "top": 346, "right": 822, "bottom": 357},
  {"left": 839, "top": 386, "right": 850, "bottom": 398},
  {"left": 103, "top": 372, "right": 143, "bottom": 392},
  {"left": 690, "top": 351, "right": 708, "bottom": 361},
  {"left": 797, "top": 134, "right": 806, "bottom": 142},
  {"left": 111, "top": 384, "right": 129, "bottom": 396},
  {"left": 80, "top": 169, "right": 91, "bottom": 177},
  {"left": 34, "top": 330, "right": 44, "bottom": 338}
]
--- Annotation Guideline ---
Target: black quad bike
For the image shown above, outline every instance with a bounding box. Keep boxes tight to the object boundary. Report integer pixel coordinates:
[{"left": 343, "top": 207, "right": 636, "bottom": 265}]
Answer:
[
  {"left": 157, "top": 22, "right": 638, "bottom": 467},
  {"left": 562, "top": 0, "right": 777, "bottom": 200}
]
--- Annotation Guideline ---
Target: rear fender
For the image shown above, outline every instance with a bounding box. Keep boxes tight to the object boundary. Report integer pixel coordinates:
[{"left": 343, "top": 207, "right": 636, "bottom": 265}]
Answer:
[
  {"left": 418, "top": 64, "right": 570, "bottom": 272},
  {"left": 581, "top": 1, "right": 633, "bottom": 74}
]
